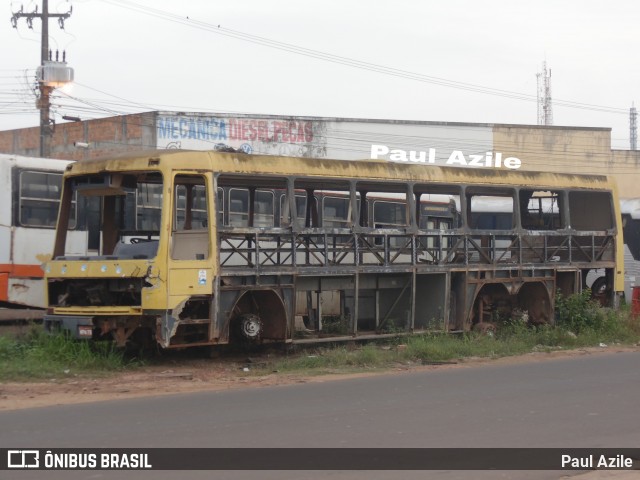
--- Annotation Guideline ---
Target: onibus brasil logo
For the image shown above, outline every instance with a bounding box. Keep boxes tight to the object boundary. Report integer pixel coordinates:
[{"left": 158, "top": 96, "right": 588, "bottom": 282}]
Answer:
[
  {"left": 7, "top": 450, "right": 39, "bottom": 468},
  {"left": 6, "top": 450, "right": 152, "bottom": 470}
]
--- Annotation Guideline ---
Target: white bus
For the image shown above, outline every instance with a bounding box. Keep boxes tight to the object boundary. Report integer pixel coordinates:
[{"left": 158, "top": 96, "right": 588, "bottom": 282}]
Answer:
[{"left": 0, "top": 154, "right": 88, "bottom": 308}]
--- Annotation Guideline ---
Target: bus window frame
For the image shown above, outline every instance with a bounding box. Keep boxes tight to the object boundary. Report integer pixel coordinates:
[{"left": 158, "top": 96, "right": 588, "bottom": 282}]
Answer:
[
  {"left": 170, "top": 173, "right": 212, "bottom": 261},
  {"left": 18, "top": 169, "right": 77, "bottom": 229},
  {"left": 467, "top": 191, "right": 516, "bottom": 231},
  {"left": 322, "top": 195, "right": 354, "bottom": 228},
  {"left": 136, "top": 182, "right": 164, "bottom": 232},
  {"left": 372, "top": 199, "right": 408, "bottom": 229},
  {"left": 279, "top": 193, "right": 307, "bottom": 227},
  {"left": 175, "top": 183, "right": 209, "bottom": 231},
  {"left": 254, "top": 189, "right": 275, "bottom": 228}
]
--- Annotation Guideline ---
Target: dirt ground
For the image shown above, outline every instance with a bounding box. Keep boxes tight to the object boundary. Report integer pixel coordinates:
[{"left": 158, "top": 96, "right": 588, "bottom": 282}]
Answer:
[{"left": 1, "top": 344, "right": 639, "bottom": 411}]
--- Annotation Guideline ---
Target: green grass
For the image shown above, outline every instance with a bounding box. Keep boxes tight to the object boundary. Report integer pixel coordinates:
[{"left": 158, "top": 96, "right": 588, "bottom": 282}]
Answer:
[
  {"left": 0, "top": 329, "right": 138, "bottom": 381},
  {"left": 1, "top": 292, "right": 639, "bottom": 381},
  {"left": 271, "top": 344, "right": 387, "bottom": 372},
  {"left": 268, "top": 298, "right": 640, "bottom": 374}
]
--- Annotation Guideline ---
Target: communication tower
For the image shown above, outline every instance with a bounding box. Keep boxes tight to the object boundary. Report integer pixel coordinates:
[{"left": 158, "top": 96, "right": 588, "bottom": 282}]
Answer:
[
  {"left": 536, "top": 62, "right": 553, "bottom": 125},
  {"left": 630, "top": 104, "right": 637, "bottom": 150}
]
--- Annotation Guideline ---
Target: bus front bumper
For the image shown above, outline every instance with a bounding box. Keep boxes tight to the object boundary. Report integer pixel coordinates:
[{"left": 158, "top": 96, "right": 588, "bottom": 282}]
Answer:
[{"left": 43, "top": 315, "right": 94, "bottom": 339}]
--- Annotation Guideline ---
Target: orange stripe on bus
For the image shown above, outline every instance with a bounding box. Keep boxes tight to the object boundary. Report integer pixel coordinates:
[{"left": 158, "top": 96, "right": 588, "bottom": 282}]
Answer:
[
  {"left": 0, "top": 273, "right": 7, "bottom": 302},
  {"left": 0, "top": 264, "right": 45, "bottom": 278}
]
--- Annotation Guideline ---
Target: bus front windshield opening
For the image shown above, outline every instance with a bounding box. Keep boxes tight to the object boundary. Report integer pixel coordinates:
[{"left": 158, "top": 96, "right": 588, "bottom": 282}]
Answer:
[{"left": 63, "top": 172, "right": 164, "bottom": 259}]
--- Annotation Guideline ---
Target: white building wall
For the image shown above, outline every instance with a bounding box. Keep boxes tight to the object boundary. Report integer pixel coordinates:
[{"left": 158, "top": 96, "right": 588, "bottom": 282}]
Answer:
[{"left": 155, "top": 113, "right": 502, "bottom": 169}]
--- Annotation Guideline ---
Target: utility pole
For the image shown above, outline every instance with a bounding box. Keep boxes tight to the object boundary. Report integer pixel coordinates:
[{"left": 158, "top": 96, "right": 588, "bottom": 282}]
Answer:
[{"left": 11, "top": 0, "right": 72, "bottom": 157}]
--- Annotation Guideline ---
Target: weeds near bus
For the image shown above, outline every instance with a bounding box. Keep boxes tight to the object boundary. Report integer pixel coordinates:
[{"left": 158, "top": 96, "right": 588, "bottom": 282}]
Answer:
[
  {"left": 555, "top": 289, "right": 616, "bottom": 333},
  {"left": 1, "top": 292, "right": 639, "bottom": 381},
  {"left": 272, "top": 293, "right": 640, "bottom": 373},
  {"left": 0, "top": 330, "right": 136, "bottom": 380},
  {"left": 320, "top": 315, "right": 350, "bottom": 335}
]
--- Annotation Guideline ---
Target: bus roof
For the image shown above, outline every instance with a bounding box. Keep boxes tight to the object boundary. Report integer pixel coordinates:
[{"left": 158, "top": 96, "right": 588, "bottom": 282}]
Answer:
[
  {"left": 65, "top": 149, "right": 615, "bottom": 191},
  {"left": 0, "top": 153, "right": 73, "bottom": 171}
]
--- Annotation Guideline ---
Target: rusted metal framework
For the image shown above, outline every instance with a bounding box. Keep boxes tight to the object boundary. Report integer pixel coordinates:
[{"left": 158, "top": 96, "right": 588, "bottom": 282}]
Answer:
[
  {"left": 219, "top": 229, "right": 615, "bottom": 270},
  {"left": 42, "top": 151, "right": 624, "bottom": 349}
]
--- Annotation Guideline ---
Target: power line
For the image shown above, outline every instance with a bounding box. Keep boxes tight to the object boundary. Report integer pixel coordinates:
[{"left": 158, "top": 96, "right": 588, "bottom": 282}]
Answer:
[
  {"left": 99, "top": 0, "right": 628, "bottom": 116},
  {"left": 4, "top": 0, "right": 632, "bottom": 142}
]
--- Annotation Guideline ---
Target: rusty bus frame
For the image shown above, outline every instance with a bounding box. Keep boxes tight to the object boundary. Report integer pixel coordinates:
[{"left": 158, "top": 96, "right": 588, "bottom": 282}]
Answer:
[{"left": 42, "top": 150, "right": 624, "bottom": 349}]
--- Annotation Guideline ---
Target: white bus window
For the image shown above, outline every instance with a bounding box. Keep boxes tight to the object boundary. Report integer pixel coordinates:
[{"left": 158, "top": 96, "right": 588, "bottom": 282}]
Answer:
[
  {"left": 323, "top": 196, "right": 351, "bottom": 228},
  {"left": 373, "top": 200, "right": 407, "bottom": 248},
  {"left": 229, "top": 188, "right": 249, "bottom": 226},
  {"left": 255, "top": 190, "right": 275, "bottom": 227},
  {"left": 227, "top": 189, "right": 274, "bottom": 227},
  {"left": 468, "top": 195, "right": 514, "bottom": 230},
  {"left": 19, "top": 171, "right": 76, "bottom": 228}
]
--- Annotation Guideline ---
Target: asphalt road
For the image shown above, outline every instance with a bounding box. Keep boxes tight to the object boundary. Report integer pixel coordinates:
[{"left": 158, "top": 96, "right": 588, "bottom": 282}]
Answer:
[{"left": 1, "top": 351, "right": 639, "bottom": 480}]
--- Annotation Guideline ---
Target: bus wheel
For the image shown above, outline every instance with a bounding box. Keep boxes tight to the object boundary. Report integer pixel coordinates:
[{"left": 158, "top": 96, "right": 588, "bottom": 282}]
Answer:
[
  {"left": 517, "top": 282, "right": 552, "bottom": 326},
  {"left": 590, "top": 276, "right": 610, "bottom": 307},
  {"left": 235, "top": 313, "right": 263, "bottom": 342}
]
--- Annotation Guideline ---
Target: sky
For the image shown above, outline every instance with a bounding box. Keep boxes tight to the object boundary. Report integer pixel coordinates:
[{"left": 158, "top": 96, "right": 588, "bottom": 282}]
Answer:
[{"left": 1, "top": 0, "right": 639, "bottom": 149}]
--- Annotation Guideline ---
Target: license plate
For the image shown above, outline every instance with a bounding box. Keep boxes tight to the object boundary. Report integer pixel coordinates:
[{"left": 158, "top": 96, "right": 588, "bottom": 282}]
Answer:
[{"left": 78, "top": 325, "right": 93, "bottom": 338}]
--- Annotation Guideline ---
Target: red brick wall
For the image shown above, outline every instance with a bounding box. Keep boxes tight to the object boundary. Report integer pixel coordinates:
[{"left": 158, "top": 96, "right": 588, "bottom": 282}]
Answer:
[
  {"left": 0, "top": 126, "right": 41, "bottom": 157},
  {"left": 0, "top": 112, "right": 155, "bottom": 160},
  {"left": 0, "top": 130, "right": 13, "bottom": 152}
]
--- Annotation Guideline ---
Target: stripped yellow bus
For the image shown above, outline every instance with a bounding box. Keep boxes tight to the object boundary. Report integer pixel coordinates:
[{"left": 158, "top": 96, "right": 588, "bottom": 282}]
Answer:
[{"left": 43, "top": 150, "right": 623, "bottom": 349}]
